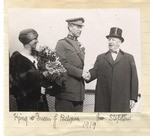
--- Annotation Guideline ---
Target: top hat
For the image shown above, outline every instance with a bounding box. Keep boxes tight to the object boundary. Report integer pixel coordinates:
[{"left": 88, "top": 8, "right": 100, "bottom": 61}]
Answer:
[
  {"left": 66, "top": 17, "right": 85, "bottom": 26},
  {"left": 18, "top": 29, "right": 38, "bottom": 45},
  {"left": 106, "top": 27, "right": 124, "bottom": 43}
]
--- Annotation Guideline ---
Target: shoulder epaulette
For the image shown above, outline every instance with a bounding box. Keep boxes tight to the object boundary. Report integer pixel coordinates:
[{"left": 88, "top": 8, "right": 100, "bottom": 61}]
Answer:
[{"left": 58, "top": 37, "right": 66, "bottom": 42}]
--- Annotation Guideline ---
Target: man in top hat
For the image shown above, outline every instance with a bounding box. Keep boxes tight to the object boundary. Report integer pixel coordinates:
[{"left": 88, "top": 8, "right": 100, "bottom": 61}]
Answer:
[
  {"left": 55, "top": 17, "right": 88, "bottom": 112},
  {"left": 10, "top": 29, "right": 49, "bottom": 111},
  {"left": 86, "top": 27, "right": 139, "bottom": 112}
]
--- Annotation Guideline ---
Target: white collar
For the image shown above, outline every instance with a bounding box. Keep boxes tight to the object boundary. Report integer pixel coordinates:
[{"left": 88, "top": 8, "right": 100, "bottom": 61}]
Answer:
[
  {"left": 20, "top": 48, "right": 38, "bottom": 68},
  {"left": 114, "top": 48, "right": 120, "bottom": 53}
]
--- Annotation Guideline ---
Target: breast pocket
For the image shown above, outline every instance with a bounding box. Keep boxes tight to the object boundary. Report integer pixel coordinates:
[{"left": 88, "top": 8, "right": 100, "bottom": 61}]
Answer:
[{"left": 66, "top": 49, "right": 81, "bottom": 66}]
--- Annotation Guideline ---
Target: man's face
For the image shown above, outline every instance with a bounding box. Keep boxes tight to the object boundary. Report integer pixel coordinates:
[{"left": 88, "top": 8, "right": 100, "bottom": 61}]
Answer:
[
  {"left": 69, "top": 24, "right": 83, "bottom": 37},
  {"left": 108, "top": 37, "right": 121, "bottom": 51}
]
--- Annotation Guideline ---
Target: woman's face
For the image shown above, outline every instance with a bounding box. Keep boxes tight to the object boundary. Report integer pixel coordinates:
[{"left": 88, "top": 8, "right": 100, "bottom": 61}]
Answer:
[{"left": 29, "top": 38, "right": 39, "bottom": 50}]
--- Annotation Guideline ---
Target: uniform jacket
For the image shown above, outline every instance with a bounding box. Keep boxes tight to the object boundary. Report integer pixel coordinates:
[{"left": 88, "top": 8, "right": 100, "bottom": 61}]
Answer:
[
  {"left": 55, "top": 37, "right": 85, "bottom": 101},
  {"left": 10, "top": 51, "right": 48, "bottom": 111},
  {"left": 89, "top": 50, "right": 138, "bottom": 112}
]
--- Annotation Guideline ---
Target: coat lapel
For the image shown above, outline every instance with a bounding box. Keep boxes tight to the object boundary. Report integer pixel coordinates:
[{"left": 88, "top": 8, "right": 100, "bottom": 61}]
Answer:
[
  {"left": 114, "top": 50, "right": 124, "bottom": 65},
  {"left": 104, "top": 51, "right": 114, "bottom": 66},
  {"left": 104, "top": 50, "right": 125, "bottom": 66}
]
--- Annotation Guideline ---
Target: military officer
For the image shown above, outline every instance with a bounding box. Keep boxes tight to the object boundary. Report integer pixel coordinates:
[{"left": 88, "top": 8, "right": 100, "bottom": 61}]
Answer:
[{"left": 55, "top": 17, "right": 88, "bottom": 112}]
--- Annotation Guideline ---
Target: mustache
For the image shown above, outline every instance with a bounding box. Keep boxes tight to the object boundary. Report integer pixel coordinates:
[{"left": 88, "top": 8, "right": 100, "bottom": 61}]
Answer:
[{"left": 109, "top": 43, "right": 114, "bottom": 46}]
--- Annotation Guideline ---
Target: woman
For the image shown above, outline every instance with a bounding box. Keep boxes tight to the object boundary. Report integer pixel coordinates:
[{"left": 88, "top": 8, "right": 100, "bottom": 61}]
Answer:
[{"left": 10, "top": 29, "right": 49, "bottom": 111}]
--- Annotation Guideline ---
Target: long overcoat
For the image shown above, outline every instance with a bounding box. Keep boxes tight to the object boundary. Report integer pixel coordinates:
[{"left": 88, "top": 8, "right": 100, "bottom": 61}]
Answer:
[
  {"left": 55, "top": 37, "right": 85, "bottom": 101},
  {"left": 89, "top": 50, "right": 138, "bottom": 112}
]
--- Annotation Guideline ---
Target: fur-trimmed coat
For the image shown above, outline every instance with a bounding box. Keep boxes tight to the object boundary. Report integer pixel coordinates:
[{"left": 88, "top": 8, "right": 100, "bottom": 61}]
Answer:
[{"left": 10, "top": 51, "right": 48, "bottom": 111}]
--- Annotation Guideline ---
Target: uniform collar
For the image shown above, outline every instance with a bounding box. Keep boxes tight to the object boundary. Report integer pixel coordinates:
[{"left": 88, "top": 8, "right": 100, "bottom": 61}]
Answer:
[{"left": 67, "top": 34, "right": 78, "bottom": 41}]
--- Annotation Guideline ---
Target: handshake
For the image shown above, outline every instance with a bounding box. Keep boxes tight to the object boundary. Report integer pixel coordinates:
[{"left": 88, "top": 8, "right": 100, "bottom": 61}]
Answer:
[{"left": 82, "top": 70, "right": 91, "bottom": 81}]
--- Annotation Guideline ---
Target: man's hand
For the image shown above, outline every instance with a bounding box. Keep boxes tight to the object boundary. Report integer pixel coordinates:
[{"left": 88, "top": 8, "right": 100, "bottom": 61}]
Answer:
[
  {"left": 82, "top": 71, "right": 91, "bottom": 81},
  {"left": 130, "top": 100, "right": 135, "bottom": 109}
]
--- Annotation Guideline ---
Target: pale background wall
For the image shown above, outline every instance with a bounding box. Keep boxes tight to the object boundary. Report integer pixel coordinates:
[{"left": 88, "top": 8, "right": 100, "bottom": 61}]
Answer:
[{"left": 9, "top": 9, "right": 141, "bottom": 91}]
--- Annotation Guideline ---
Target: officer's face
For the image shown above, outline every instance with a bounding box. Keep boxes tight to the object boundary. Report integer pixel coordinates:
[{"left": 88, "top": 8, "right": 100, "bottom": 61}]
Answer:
[
  {"left": 69, "top": 24, "right": 83, "bottom": 37},
  {"left": 108, "top": 37, "right": 121, "bottom": 51}
]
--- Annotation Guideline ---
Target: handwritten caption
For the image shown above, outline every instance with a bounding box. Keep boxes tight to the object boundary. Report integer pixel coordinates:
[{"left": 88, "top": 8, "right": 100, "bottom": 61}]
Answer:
[{"left": 13, "top": 113, "right": 132, "bottom": 130}]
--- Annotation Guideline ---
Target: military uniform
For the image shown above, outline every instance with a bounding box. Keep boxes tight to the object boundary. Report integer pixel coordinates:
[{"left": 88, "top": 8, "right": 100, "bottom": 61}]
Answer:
[
  {"left": 54, "top": 17, "right": 85, "bottom": 112},
  {"left": 55, "top": 35, "right": 85, "bottom": 112}
]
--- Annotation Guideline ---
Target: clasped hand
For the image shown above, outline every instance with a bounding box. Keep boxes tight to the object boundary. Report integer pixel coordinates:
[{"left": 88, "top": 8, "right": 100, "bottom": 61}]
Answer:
[{"left": 82, "top": 71, "right": 91, "bottom": 81}]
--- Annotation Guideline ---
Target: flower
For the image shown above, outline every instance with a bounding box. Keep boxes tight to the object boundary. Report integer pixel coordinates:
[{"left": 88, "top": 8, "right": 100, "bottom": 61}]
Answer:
[{"left": 36, "top": 46, "right": 67, "bottom": 87}]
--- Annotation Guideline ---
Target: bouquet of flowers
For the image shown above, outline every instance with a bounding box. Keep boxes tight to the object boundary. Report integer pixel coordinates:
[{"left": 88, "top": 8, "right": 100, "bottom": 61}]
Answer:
[{"left": 36, "top": 46, "right": 67, "bottom": 87}]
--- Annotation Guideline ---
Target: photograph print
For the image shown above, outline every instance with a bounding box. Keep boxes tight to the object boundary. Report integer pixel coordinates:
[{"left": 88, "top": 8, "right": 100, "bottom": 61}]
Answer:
[{"left": 9, "top": 9, "right": 141, "bottom": 112}]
